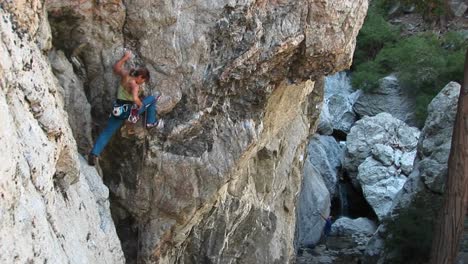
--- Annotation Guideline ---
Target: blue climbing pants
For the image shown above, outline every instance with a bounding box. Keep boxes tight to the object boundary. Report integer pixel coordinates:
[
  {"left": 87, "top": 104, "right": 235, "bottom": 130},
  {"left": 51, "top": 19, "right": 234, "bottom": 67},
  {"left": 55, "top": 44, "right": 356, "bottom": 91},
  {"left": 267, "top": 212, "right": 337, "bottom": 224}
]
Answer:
[{"left": 90, "top": 96, "right": 157, "bottom": 156}]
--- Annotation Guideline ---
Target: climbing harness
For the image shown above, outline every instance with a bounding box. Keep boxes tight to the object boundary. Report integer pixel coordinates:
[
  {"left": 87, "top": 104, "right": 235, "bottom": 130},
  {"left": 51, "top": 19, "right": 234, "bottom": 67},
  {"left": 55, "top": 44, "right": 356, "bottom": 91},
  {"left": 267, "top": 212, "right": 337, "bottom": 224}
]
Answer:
[
  {"left": 127, "top": 95, "right": 158, "bottom": 125},
  {"left": 111, "top": 100, "right": 132, "bottom": 120},
  {"left": 128, "top": 104, "right": 140, "bottom": 123}
]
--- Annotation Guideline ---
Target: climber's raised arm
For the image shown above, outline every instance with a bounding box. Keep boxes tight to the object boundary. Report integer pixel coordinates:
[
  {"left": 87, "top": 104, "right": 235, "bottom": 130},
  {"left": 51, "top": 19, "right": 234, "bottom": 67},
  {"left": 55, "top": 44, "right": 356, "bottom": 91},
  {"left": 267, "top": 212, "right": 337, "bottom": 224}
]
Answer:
[{"left": 113, "top": 50, "right": 132, "bottom": 77}]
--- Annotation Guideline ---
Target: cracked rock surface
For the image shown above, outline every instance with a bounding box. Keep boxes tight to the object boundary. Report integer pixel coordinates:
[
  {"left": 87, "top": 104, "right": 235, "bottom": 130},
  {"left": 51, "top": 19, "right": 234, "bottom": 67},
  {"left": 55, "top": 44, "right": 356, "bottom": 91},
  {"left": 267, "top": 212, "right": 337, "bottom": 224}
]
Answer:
[
  {"left": 1, "top": 0, "right": 368, "bottom": 263},
  {"left": 0, "top": 2, "right": 124, "bottom": 263}
]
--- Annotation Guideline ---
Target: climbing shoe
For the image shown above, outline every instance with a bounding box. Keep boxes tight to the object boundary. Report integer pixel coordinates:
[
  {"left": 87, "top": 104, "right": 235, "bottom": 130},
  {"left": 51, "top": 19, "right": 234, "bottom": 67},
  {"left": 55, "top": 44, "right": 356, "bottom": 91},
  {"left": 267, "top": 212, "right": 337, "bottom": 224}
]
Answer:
[
  {"left": 154, "top": 91, "right": 161, "bottom": 102},
  {"left": 146, "top": 119, "right": 164, "bottom": 130},
  {"left": 88, "top": 153, "right": 98, "bottom": 166}
]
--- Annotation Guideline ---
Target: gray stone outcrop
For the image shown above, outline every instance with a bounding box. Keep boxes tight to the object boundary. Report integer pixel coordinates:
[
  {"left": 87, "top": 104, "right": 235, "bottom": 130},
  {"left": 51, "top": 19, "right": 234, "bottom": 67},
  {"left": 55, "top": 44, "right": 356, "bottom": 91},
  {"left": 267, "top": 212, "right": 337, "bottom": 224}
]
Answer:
[
  {"left": 307, "top": 135, "right": 344, "bottom": 196},
  {"left": 418, "top": 82, "right": 460, "bottom": 193},
  {"left": 344, "top": 113, "right": 420, "bottom": 220},
  {"left": 344, "top": 113, "right": 420, "bottom": 184},
  {"left": 392, "top": 82, "right": 459, "bottom": 209},
  {"left": 331, "top": 217, "right": 377, "bottom": 237},
  {"left": 353, "top": 75, "right": 417, "bottom": 126},
  {"left": 296, "top": 135, "right": 343, "bottom": 248},
  {"left": 365, "top": 82, "right": 460, "bottom": 263},
  {"left": 318, "top": 72, "right": 361, "bottom": 135},
  {"left": 390, "top": 82, "right": 459, "bottom": 212},
  {"left": 296, "top": 156, "right": 332, "bottom": 248},
  {"left": 357, "top": 157, "right": 410, "bottom": 220}
]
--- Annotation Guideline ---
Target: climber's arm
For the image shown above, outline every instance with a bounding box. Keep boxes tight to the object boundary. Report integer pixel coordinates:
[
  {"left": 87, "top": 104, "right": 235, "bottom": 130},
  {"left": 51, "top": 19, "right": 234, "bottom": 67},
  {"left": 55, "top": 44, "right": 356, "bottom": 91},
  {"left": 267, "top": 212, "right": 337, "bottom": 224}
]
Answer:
[
  {"left": 113, "top": 51, "right": 132, "bottom": 77},
  {"left": 131, "top": 82, "right": 143, "bottom": 108}
]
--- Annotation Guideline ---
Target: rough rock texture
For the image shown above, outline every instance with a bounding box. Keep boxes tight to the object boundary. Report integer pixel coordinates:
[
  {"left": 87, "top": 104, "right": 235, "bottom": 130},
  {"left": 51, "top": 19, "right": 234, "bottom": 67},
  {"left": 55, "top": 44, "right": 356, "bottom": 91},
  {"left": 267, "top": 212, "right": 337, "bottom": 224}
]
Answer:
[
  {"left": 295, "top": 136, "right": 335, "bottom": 248},
  {"left": 318, "top": 72, "right": 361, "bottom": 135},
  {"left": 344, "top": 113, "right": 420, "bottom": 220},
  {"left": 363, "top": 83, "right": 459, "bottom": 264},
  {"left": 329, "top": 217, "right": 377, "bottom": 263},
  {"left": 389, "top": 82, "right": 459, "bottom": 209},
  {"left": 46, "top": 0, "right": 127, "bottom": 125},
  {"left": 39, "top": 0, "right": 369, "bottom": 263},
  {"left": 353, "top": 75, "right": 417, "bottom": 127},
  {"left": 0, "top": 2, "right": 123, "bottom": 263},
  {"left": 49, "top": 50, "right": 93, "bottom": 154},
  {"left": 344, "top": 112, "right": 420, "bottom": 186},
  {"left": 306, "top": 135, "right": 343, "bottom": 196},
  {"left": 357, "top": 157, "right": 409, "bottom": 220},
  {"left": 155, "top": 80, "right": 319, "bottom": 264},
  {"left": 297, "top": 217, "right": 377, "bottom": 264},
  {"left": 418, "top": 82, "right": 460, "bottom": 193},
  {"left": 363, "top": 225, "right": 386, "bottom": 264},
  {"left": 371, "top": 144, "right": 394, "bottom": 166},
  {"left": 331, "top": 217, "right": 376, "bottom": 237}
]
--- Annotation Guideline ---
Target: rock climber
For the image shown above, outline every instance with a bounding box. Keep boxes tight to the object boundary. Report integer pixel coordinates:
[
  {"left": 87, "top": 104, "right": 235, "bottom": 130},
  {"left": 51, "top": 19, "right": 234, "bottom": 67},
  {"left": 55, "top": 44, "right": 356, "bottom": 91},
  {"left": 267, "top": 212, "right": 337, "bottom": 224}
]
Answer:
[
  {"left": 88, "top": 50, "right": 163, "bottom": 166},
  {"left": 318, "top": 211, "right": 333, "bottom": 250}
]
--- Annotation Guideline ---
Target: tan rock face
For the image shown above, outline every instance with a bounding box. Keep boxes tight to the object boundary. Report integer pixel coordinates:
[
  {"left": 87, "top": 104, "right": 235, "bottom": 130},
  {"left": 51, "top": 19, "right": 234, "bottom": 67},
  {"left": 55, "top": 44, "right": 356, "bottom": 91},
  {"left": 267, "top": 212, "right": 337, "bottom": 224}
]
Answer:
[
  {"left": 2, "top": 0, "right": 368, "bottom": 263},
  {"left": 0, "top": 3, "right": 124, "bottom": 264},
  {"left": 154, "top": 80, "right": 319, "bottom": 264}
]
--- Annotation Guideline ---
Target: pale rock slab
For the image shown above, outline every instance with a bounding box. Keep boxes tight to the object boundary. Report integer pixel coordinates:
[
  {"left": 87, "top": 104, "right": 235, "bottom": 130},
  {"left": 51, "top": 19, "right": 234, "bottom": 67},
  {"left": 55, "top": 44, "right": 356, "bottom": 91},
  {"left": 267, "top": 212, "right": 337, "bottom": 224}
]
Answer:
[
  {"left": 357, "top": 158, "right": 408, "bottom": 220},
  {"left": 344, "top": 112, "right": 420, "bottom": 187},
  {"left": 372, "top": 144, "right": 394, "bottom": 166},
  {"left": 296, "top": 153, "right": 332, "bottom": 248},
  {"left": 0, "top": 3, "right": 124, "bottom": 263},
  {"left": 306, "top": 135, "right": 344, "bottom": 196},
  {"left": 318, "top": 72, "right": 361, "bottom": 135}
]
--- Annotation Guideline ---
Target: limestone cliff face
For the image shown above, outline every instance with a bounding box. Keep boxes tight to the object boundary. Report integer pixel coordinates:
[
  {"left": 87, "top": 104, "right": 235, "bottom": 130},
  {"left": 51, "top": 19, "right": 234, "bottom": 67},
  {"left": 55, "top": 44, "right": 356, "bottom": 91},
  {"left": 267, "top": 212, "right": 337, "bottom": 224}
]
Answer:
[
  {"left": 2, "top": 0, "right": 368, "bottom": 263},
  {"left": 0, "top": 1, "right": 124, "bottom": 263}
]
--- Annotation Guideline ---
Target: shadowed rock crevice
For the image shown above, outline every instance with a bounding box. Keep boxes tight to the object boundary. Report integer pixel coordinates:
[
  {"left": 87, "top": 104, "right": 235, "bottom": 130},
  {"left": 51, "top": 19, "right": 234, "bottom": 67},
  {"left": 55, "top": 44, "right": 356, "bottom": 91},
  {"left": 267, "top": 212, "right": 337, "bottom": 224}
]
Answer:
[
  {"left": 330, "top": 173, "right": 377, "bottom": 220},
  {"left": 332, "top": 129, "right": 348, "bottom": 141},
  {"left": 110, "top": 197, "right": 141, "bottom": 262}
]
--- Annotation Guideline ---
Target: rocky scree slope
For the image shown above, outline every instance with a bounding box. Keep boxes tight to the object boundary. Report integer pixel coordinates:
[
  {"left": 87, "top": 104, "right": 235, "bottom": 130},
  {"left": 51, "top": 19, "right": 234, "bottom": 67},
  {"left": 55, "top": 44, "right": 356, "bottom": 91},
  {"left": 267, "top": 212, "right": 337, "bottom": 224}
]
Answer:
[{"left": 3, "top": 0, "right": 368, "bottom": 263}]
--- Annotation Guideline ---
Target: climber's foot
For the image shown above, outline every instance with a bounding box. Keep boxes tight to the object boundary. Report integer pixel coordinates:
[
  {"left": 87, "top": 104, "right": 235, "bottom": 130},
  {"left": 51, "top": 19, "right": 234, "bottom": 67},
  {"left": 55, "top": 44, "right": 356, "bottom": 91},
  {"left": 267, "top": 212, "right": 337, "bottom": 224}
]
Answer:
[
  {"left": 88, "top": 153, "right": 98, "bottom": 166},
  {"left": 146, "top": 119, "right": 164, "bottom": 130}
]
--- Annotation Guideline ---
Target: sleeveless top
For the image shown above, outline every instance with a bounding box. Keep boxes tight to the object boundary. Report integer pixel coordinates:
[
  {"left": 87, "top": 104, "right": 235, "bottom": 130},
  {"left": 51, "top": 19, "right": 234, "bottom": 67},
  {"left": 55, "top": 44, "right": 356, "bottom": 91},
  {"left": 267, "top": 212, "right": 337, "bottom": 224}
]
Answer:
[{"left": 117, "top": 83, "right": 142, "bottom": 101}]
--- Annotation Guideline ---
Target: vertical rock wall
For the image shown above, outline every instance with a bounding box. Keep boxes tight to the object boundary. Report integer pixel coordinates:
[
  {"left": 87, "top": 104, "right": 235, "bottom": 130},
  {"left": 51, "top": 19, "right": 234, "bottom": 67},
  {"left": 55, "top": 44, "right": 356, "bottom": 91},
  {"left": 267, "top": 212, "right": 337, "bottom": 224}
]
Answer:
[
  {"left": 157, "top": 80, "right": 318, "bottom": 263},
  {"left": 0, "top": 1, "right": 124, "bottom": 263},
  {"left": 3, "top": 0, "right": 370, "bottom": 263}
]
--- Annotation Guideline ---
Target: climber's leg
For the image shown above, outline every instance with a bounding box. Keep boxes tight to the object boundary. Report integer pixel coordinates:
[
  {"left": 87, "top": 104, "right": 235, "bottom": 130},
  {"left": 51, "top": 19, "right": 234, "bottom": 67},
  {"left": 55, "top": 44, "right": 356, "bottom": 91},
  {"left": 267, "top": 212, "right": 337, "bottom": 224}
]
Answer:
[
  {"left": 139, "top": 95, "right": 158, "bottom": 126},
  {"left": 90, "top": 116, "right": 125, "bottom": 156}
]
